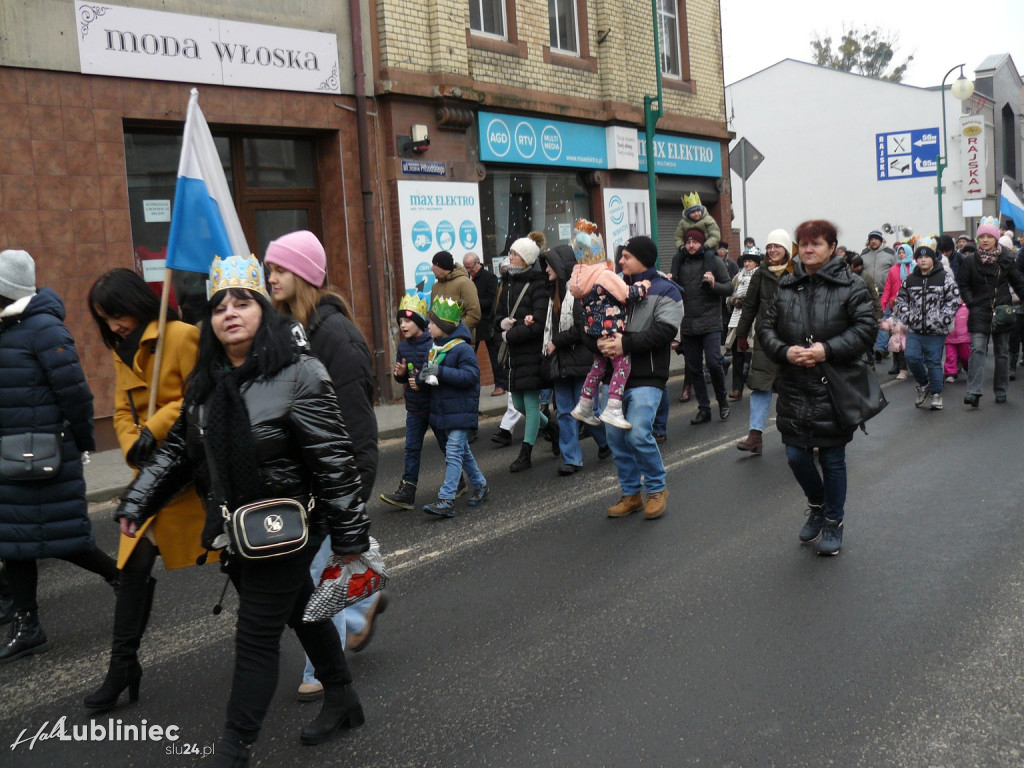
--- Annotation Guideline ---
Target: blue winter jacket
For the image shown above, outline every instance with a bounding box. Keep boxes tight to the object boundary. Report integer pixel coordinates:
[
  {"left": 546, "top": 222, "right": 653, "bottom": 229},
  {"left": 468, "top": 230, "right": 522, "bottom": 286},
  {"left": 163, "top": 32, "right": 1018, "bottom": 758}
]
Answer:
[
  {"left": 0, "top": 288, "right": 96, "bottom": 560},
  {"left": 395, "top": 331, "right": 433, "bottom": 413},
  {"left": 420, "top": 322, "right": 480, "bottom": 431}
]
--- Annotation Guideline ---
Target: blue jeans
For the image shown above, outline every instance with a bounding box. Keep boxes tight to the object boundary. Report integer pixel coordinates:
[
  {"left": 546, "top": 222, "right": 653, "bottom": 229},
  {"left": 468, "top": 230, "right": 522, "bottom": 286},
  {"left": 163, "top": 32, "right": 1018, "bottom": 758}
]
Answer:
[
  {"left": 605, "top": 386, "right": 666, "bottom": 494},
  {"left": 552, "top": 377, "right": 607, "bottom": 467},
  {"left": 652, "top": 385, "right": 669, "bottom": 436},
  {"left": 402, "top": 410, "right": 446, "bottom": 485},
  {"left": 904, "top": 333, "right": 946, "bottom": 394},
  {"left": 785, "top": 444, "right": 847, "bottom": 522},
  {"left": 967, "top": 330, "right": 1010, "bottom": 397},
  {"left": 875, "top": 308, "right": 892, "bottom": 353},
  {"left": 749, "top": 389, "right": 773, "bottom": 432},
  {"left": 438, "top": 428, "right": 487, "bottom": 499},
  {"left": 301, "top": 538, "right": 373, "bottom": 684}
]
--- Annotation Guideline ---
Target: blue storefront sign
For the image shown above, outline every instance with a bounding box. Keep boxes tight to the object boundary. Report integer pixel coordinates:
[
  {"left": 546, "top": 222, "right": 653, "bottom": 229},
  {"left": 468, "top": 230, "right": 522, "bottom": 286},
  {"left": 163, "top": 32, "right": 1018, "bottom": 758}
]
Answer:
[
  {"left": 875, "top": 128, "right": 939, "bottom": 180},
  {"left": 478, "top": 111, "right": 720, "bottom": 177}
]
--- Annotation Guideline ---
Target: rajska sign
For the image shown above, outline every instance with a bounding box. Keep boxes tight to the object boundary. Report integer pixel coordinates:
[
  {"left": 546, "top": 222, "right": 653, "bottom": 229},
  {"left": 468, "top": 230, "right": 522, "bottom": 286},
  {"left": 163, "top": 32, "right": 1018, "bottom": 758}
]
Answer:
[
  {"left": 74, "top": 2, "right": 341, "bottom": 94},
  {"left": 959, "top": 115, "right": 989, "bottom": 200}
]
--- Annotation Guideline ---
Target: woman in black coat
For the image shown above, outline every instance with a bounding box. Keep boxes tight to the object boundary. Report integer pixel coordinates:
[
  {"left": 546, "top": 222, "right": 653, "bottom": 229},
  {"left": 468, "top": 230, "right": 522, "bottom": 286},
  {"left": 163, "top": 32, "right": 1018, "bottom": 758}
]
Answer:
[
  {"left": 541, "top": 245, "right": 610, "bottom": 474},
  {"left": 116, "top": 255, "right": 370, "bottom": 766},
  {"left": 493, "top": 236, "right": 557, "bottom": 472},
  {"left": 0, "top": 249, "right": 119, "bottom": 664},
  {"left": 760, "top": 220, "right": 877, "bottom": 557}
]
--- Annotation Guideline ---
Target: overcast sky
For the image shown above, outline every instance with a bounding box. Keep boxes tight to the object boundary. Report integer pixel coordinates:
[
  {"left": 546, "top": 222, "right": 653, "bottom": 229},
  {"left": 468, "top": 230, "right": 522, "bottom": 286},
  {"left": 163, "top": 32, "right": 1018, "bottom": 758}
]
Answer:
[{"left": 720, "top": 0, "right": 1024, "bottom": 88}]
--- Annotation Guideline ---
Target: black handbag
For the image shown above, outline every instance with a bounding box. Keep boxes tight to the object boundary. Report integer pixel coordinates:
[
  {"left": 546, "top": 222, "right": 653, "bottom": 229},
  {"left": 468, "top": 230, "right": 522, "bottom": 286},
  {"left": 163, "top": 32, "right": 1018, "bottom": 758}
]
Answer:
[
  {"left": 990, "top": 268, "right": 1015, "bottom": 334},
  {"left": 0, "top": 432, "right": 63, "bottom": 481},
  {"left": 819, "top": 361, "right": 888, "bottom": 433},
  {"left": 221, "top": 497, "right": 310, "bottom": 561}
]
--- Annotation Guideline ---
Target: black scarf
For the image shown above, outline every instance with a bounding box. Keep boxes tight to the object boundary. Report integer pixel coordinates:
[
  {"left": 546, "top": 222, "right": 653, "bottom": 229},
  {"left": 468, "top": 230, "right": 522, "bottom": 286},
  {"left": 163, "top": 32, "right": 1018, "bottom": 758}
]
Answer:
[
  {"left": 204, "top": 359, "right": 264, "bottom": 509},
  {"left": 115, "top": 324, "right": 147, "bottom": 368}
]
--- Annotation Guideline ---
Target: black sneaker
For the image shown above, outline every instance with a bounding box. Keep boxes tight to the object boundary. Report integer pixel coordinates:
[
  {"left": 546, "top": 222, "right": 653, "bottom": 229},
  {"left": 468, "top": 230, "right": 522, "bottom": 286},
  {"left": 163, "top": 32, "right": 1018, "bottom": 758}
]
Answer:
[
  {"left": 491, "top": 428, "right": 512, "bottom": 447},
  {"left": 380, "top": 480, "right": 416, "bottom": 510},
  {"left": 799, "top": 504, "right": 825, "bottom": 542},
  {"left": 468, "top": 485, "right": 489, "bottom": 506},
  {"left": 597, "top": 444, "right": 612, "bottom": 460},
  {"left": 423, "top": 498, "right": 456, "bottom": 518},
  {"left": 816, "top": 517, "right": 844, "bottom": 555}
]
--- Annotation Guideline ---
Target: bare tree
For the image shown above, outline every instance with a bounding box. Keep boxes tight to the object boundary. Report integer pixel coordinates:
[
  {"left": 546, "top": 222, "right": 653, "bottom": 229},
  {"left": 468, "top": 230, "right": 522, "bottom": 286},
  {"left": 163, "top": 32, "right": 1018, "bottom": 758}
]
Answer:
[{"left": 811, "top": 26, "right": 914, "bottom": 82}]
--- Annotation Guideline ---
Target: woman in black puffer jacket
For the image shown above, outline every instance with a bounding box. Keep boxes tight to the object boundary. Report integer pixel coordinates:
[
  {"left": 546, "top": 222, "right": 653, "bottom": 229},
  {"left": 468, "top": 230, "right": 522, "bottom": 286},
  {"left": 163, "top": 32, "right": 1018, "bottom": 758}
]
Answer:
[
  {"left": 493, "top": 235, "right": 556, "bottom": 472},
  {"left": 760, "top": 220, "right": 877, "bottom": 557},
  {"left": 116, "top": 255, "right": 369, "bottom": 766}
]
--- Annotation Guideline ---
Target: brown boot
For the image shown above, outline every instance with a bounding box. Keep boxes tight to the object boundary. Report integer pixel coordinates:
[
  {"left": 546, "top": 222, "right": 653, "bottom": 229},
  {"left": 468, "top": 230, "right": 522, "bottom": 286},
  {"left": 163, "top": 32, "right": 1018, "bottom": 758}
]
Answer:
[
  {"left": 736, "top": 429, "right": 763, "bottom": 454},
  {"left": 644, "top": 490, "right": 668, "bottom": 520},
  {"left": 606, "top": 493, "right": 643, "bottom": 518}
]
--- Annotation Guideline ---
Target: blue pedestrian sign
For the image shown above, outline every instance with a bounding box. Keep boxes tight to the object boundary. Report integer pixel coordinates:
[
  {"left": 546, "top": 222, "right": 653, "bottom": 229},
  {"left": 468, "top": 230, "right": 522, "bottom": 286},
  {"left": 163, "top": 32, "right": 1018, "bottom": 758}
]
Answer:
[{"left": 876, "top": 128, "right": 939, "bottom": 180}]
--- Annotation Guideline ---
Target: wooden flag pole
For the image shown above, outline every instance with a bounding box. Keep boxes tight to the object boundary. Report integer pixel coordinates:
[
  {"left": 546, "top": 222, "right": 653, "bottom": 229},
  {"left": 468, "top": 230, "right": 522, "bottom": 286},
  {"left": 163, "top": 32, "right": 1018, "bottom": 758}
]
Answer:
[{"left": 147, "top": 268, "right": 173, "bottom": 420}]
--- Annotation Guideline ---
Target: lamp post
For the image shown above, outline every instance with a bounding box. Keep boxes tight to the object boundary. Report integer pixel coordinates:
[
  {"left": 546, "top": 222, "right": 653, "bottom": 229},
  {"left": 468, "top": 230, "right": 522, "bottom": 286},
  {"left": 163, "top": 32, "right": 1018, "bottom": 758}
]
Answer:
[
  {"left": 936, "top": 64, "right": 975, "bottom": 236},
  {"left": 644, "top": 0, "right": 664, "bottom": 243}
]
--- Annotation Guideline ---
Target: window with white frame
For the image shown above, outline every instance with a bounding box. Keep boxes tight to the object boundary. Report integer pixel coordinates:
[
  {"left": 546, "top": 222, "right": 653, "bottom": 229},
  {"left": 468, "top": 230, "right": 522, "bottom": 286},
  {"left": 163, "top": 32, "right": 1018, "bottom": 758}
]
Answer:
[
  {"left": 548, "top": 0, "right": 579, "bottom": 55},
  {"left": 658, "top": 0, "right": 682, "bottom": 78},
  {"left": 470, "top": 0, "right": 507, "bottom": 39}
]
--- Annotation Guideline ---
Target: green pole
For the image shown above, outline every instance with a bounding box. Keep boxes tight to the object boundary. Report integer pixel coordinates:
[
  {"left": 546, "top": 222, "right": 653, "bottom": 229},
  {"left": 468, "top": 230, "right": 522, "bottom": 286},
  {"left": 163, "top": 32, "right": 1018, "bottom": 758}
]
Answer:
[{"left": 645, "top": 0, "right": 664, "bottom": 245}]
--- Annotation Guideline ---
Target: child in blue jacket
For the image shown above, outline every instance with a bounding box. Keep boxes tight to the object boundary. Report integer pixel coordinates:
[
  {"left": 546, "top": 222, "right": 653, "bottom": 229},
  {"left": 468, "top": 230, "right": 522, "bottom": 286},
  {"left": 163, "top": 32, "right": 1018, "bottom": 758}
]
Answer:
[{"left": 420, "top": 297, "right": 488, "bottom": 517}]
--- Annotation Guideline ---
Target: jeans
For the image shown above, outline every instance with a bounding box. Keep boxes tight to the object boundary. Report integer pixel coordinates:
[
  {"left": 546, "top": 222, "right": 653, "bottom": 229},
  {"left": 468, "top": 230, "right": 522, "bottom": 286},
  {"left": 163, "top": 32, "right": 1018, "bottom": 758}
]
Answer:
[
  {"left": 552, "top": 377, "right": 607, "bottom": 467},
  {"left": 605, "top": 386, "right": 666, "bottom": 494},
  {"left": 438, "top": 428, "right": 487, "bottom": 500},
  {"left": 680, "top": 332, "right": 727, "bottom": 409},
  {"left": 875, "top": 308, "right": 892, "bottom": 353},
  {"left": 904, "top": 332, "right": 946, "bottom": 394},
  {"left": 748, "top": 389, "right": 773, "bottom": 432},
  {"left": 967, "top": 330, "right": 1010, "bottom": 397},
  {"left": 785, "top": 444, "right": 847, "bottom": 522},
  {"left": 652, "top": 385, "right": 669, "bottom": 436},
  {"left": 226, "top": 537, "right": 352, "bottom": 743},
  {"left": 402, "top": 410, "right": 447, "bottom": 485}
]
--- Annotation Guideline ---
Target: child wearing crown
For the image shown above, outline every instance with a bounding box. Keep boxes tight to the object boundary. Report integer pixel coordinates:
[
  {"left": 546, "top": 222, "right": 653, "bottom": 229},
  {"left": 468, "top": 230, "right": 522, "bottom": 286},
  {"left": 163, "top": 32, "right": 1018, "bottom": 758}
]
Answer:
[
  {"left": 419, "top": 297, "right": 489, "bottom": 517},
  {"left": 673, "top": 191, "right": 721, "bottom": 252},
  {"left": 568, "top": 219, "right": 650, "bottom": 430}
]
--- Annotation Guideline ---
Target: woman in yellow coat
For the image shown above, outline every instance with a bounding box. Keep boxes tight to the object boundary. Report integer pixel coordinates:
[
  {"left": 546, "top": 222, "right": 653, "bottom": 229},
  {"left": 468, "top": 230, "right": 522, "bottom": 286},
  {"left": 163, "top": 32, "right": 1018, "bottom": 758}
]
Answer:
[{"left": 83, "top": 268, "right": 207, "bottom": 712}]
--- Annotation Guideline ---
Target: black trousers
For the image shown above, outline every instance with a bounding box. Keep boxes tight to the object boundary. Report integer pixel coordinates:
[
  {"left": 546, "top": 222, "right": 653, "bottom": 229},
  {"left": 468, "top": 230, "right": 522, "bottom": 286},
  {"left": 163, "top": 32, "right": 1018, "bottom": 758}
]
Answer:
[
  {"left": 224, "top": 537, "right": 352, "bottom": 743},
  {"left": 4, "top": 544, "right": 119, "bottom": 613},
  {"left": 680, "top": 332, "right": 727, "bottom": 409}
]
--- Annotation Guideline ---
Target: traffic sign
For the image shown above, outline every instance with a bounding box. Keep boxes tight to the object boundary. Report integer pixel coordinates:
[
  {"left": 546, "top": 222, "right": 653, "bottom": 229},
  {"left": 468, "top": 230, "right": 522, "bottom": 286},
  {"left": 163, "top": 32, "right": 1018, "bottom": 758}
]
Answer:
[{"left": 729, "top": 137, "right": 764, "bottom": 181}]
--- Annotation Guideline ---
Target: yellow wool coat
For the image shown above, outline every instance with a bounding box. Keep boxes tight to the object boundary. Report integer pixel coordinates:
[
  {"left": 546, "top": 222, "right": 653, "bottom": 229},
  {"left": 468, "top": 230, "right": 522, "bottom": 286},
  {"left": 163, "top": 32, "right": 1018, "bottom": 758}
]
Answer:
[{"left": 114, "top": 320, "right": 207, "bottom": 570}]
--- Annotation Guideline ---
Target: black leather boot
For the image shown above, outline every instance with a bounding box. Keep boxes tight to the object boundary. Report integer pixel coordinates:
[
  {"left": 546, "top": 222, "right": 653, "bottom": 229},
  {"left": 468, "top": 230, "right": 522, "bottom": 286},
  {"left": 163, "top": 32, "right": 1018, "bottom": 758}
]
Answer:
[
  {"left": 300, "top": 683, "right": 365, "bottom": 745},
  {"left": 0, "top": 610, "right": 48, "bottom": 664},
  {"left": 210, "top": 730, "right": 252, "bottom": 767},
  {"left": 509, "top": 442, "right": 533, "bottom": 473},
  {"left": 84, "top": 574, "right": 156, "bottom": 712}
]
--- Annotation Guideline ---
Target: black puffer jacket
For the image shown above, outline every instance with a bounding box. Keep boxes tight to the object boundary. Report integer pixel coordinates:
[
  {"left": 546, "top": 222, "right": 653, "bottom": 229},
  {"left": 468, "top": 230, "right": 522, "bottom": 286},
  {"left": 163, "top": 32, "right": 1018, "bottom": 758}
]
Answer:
[
  {"left": 760, "top": 258, "right": 877, "bottom": 448},
  {"left": 494, "top": 264, "right": 551, "bottom": 391},
  {"left": 545, "top": 245, "right": 594, "bottom": 379},
  {"left": 956, "top": 246, "right": 1024, "bottom": 334},
  {"left": 671, "top": 247, "right": 733, "bottom": 335},
  {"left": 117, "top": 355, "right": 369, "bottom": 556}
]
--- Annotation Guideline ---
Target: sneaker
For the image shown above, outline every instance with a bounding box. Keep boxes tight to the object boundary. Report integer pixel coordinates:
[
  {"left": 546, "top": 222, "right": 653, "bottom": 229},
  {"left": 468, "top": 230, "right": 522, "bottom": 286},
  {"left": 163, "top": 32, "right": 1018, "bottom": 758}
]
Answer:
[
  {"left": 380, "top": 480, "right": 416, "bottom": 510},
  {"left": 597, "top": 444, "right": 612, "bottom": 460},
  {"left": 599, "top": 400, "right": 632, "bottom": 430},
  {"left": 944, "top": 375, "right": 956, "bottom": 384},
  {"left": 571, "top": 398, "right": 602, "bottom": 426},
  {"left": 653, "top": 433, "right": 667, "bottom": 444},
  {"left": 816, "top": 518, "right": 844, "bottom": 556},
  {"left": 491, "top": 428, "right": 513, "bottom": 447},
  {"left": 423, "top": 498, "right": 456, "bottom": 518},
  {"left": 896, "top": 370, "right": 908, "bottom": 380},
  {"left": 798, "top": 504, "right": 825, "bottom": 543},
  {"left": 914, "top": 385, "right": 929, "bottom": 408},
  {"left": 964, "top": 393, "right": 981, "bottom": 408},
  {"left": 557, "top": 464, "right": 580, "bottom": 476},
  {"left": 996, "top": 394, "right": 1007, "bottom": 404},
  {"left": 930, "top": 393, "right": 943, "bottom": 410},
  {"left": 468, "top": 485, "right": 489, "bottom": 506}
]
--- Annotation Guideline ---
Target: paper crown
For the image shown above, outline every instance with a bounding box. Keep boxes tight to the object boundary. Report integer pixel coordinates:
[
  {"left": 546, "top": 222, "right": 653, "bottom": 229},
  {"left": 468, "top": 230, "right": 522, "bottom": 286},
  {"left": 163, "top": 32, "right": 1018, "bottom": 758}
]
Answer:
[
  {"left": 398, "top": 282, "right": 429, "bottom": 319},
  {"left": 683, "top": 192, "right": 703, "bottom": 211},
  {"left": 429, "top": 296, "right": 463, "bottom": 324},
  {"left": 209, "top": 254, "right": 268, "bottom": 298},
  {"left": 572, "top": 219, "right": 606, "bottom": 265}
]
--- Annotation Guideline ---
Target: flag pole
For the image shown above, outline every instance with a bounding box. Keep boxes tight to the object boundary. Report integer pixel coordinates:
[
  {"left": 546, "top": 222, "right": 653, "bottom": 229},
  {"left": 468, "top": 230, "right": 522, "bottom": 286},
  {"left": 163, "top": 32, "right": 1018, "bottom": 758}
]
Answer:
[{"left": 147, "top": 269, "right": 173, "bottom": 419}]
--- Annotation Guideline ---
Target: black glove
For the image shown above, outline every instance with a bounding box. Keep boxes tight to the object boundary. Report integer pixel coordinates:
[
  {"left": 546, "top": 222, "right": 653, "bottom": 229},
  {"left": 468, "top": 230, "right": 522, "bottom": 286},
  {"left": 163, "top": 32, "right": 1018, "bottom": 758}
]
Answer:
[
  {"left": 125, "top": 427, "right": 157, "bottom": 469},
  {"left": 113, "top": 501, "right": 142, "bottom": 526}
]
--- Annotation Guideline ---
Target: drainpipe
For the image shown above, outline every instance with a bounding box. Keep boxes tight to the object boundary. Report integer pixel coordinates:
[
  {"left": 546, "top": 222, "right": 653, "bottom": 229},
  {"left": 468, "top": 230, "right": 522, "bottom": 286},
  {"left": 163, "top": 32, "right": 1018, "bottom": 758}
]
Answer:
[{"left": 349, "top": 0, "right": 391, "bottom": 403}]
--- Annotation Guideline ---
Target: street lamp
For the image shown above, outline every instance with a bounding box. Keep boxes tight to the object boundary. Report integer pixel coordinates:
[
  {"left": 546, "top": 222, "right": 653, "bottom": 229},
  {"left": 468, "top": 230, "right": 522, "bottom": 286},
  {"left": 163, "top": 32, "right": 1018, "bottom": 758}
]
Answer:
[{"left": 936, "top": 64, "right": 975, "bottom": 236}]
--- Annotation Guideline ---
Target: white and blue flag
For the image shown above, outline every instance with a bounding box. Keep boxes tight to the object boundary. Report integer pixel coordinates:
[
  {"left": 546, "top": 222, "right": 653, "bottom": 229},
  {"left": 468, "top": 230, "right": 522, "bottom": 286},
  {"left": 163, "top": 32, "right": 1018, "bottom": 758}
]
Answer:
[{"left": 1000, "top": 179, "right": 1024, "bottom": 231}]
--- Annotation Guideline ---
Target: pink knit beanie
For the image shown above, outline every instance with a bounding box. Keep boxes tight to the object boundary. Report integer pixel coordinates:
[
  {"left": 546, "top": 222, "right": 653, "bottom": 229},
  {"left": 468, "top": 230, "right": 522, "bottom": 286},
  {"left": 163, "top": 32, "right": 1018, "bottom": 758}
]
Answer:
[{"left": 264, "top": 230, "right": 327, "bottom": 288}]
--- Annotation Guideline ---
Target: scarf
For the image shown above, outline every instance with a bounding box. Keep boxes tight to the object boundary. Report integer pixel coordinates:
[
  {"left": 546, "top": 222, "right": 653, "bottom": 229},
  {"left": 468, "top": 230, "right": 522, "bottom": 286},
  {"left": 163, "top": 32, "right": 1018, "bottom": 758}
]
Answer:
[
  {"left": 115, "top": 323, "right": 147, "bottom": 367},
  {"left": 506, "top": 265, "right": 527, "bottom": 276},
  {"left": 767, "top": 258, "right": 792, "bottom": 276},
  {"left": 542, "top": 291, "right": 575, "bottom": 350},
  {"left": 978, "top": 247, "right": 1000, "bottom": 265},
  {"left": 896, "top": 246, "right": 914, "bottom": 281},
  {"left": 205, "top": 359, "right": 264, "bottom": 510},
  {"left": 427, "top": 337, "right": 464, "bottom": 367}
]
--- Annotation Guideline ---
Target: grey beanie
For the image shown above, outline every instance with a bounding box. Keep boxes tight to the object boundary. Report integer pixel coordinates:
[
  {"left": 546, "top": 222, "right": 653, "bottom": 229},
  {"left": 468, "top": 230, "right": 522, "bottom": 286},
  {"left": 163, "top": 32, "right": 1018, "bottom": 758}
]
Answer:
[{"left": 0, "top": 250, "right": 36, "bottom": 301}]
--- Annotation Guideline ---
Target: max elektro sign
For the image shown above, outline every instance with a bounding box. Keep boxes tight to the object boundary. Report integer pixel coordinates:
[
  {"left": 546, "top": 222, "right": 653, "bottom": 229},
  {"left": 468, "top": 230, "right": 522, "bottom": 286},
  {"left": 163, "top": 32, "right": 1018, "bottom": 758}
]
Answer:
[
  {"left": 75, "top": 2, "right": 341, "bottom": 94},
  {"left": 478, "top": 111, "right": 721, "bottom": 177}
]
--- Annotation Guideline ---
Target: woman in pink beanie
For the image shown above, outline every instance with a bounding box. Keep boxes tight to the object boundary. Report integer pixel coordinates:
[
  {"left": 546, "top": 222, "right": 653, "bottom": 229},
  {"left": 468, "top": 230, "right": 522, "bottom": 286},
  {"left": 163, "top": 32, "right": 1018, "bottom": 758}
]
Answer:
[{"left": 264, "top": 231, "right": 387, "bottom": 699}]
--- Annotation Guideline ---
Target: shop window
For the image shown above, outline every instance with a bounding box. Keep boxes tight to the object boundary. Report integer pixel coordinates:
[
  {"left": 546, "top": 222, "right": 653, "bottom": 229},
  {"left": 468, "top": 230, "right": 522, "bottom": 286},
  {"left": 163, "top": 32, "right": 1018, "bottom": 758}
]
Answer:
[
  {"left": 658, "top": 0, "right": 691, "bottom": 84},
  {"left": 479, "top": 170, "right": 591, "bottom": 270},
  {"left": 548, "top": 0, "right": 578, "bottom": 55},
  {"left": 123, "top": 129, "right": 320, "bottom": 322}
]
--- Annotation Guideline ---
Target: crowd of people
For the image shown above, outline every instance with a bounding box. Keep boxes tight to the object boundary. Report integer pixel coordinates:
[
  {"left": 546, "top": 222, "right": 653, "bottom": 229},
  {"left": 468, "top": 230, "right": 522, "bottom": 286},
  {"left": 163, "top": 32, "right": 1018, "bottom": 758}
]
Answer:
[{"left": 0, "top": 204, "right": 1020, "bottom": 763}]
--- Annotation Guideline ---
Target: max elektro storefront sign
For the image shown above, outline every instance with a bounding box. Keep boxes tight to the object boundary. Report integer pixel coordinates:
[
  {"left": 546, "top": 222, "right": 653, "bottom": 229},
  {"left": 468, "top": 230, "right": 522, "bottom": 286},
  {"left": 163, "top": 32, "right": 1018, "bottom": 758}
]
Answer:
[
  {"left": 478, "top": 111, "right": 721, "bottom": 177},
  {"left": 74, "top": 1, "right": 341, "bottom": 94}
]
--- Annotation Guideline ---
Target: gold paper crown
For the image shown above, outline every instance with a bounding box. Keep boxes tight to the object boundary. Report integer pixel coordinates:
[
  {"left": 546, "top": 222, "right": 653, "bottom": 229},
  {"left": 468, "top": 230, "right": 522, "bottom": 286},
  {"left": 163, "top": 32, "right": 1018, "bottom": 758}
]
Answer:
[
  {"left": 572, "top": 219, "right": 606, "bottom": 265},
  {"left": 209, "top": 254, "right": 268, "bottom": 298},
  {"left": 398, "top": 283, "right": 429, "bottom": 319},
  {"left": 683, "top": 192, "right": 703, "bottom": 211},
  {"left": 429, "top": 296, "right": 463, "bottom": 324}
]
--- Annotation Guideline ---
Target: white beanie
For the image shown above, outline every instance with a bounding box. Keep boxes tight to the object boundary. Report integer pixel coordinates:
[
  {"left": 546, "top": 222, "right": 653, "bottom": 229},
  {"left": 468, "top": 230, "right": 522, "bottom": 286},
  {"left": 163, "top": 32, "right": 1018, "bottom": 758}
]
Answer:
[
  {"left": 0, "top": 250, "right": 36, "bottom": 301},
  {"left": 510, "top": 237, "right": 540, "bottom": 266},
  {"left": 765, "top": 229, "right": 793, "bottom": 250}
]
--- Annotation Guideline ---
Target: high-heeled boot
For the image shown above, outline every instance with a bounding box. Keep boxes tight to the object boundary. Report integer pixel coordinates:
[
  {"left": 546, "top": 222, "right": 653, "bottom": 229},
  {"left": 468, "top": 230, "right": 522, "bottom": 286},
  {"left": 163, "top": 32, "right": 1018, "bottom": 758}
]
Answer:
[
  {"left": 84, "top": 573, "right": 156, "bottom": 712},
  {"left": 300, "top": 682, "right": 365, "bottom": 745}
]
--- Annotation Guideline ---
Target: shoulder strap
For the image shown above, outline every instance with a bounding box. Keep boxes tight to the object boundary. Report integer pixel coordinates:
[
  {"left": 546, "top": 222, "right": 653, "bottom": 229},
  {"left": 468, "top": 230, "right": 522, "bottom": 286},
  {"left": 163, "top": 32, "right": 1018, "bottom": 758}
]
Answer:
[{"left": 509, "top": 283, "right": 530, "bottom": 317}]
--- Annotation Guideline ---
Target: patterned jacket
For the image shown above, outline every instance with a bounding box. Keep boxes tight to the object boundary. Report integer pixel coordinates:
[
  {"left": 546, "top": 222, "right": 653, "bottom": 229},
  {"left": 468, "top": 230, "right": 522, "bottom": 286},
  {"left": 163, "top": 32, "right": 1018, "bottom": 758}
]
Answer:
[{"left": 892, "top": 265, "right": 961, "bottom": 336}]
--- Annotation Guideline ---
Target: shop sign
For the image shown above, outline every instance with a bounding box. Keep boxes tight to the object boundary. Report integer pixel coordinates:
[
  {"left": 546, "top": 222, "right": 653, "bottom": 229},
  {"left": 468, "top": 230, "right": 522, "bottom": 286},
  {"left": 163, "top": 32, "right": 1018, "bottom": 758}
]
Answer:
[
  {"left": 960, "top": 115, "right": 989, "bottom": 200},
  {"left": 396, "top": 181, "right": 482, "bottom": 291},
  {"left": 75, "top": 2, "right": 341, "bottom": 94},
  {"left": 636, "top": 134, "right": 721, "bottom": 177}
]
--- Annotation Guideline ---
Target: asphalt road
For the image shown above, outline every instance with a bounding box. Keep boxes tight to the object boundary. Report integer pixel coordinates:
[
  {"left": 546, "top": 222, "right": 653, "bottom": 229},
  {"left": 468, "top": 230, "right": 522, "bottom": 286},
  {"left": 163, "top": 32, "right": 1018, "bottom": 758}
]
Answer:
[{"left": 2, "top": 371, "right": 1024, "bottom": 767}]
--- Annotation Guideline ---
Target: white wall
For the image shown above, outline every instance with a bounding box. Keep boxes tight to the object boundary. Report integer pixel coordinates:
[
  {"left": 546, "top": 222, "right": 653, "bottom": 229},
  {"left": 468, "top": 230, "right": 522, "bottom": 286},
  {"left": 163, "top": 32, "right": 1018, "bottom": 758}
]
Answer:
[{"left": 726, "top": 60, "right": 969, "bottom": 250}]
